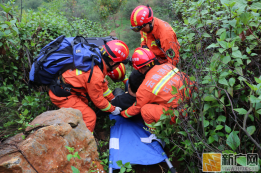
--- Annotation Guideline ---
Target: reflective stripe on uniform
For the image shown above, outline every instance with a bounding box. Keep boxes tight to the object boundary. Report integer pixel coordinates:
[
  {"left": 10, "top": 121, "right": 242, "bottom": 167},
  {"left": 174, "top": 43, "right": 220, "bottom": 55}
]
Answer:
[
  {"left": 145, "top": 122, "right": 154, "bottom": 128},
  {"left": 101, "top": 103, "right": 112, "bottom": 111},
  {"left": 152, "top": 68, "right": 179, "bottom": 95},
  {"left": 124, "top": 109, "right": 132, "bottom": 118},
  {"left": 143, "top": 32, "right": 147, "bottom": 38},
  {"left": 141, "top": 37, "right": 144, "bottom": 42},
  {"left": 103, "top": 88, "right": 112, "bottom": 97},
  {"left": 122, "top": 63, "right": 126, "bottom": 72},
  {"left": 116, "top": 68, "right": 122, "bottom": 79},
  {"left": 151, "top": 41, "right": 157, "bottom": 47},
  {"left": 76, "top": 69, "right": 82, "bottom": 76}
]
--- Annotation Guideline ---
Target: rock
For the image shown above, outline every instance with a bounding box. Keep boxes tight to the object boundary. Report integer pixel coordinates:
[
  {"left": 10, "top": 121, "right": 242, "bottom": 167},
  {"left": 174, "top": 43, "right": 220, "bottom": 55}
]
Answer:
[
  {"left": 115, "top": 24, "right": 120, "bottom": 28},
  {"left": 0, "top": 108, "right": 104, "bottom": 173}
]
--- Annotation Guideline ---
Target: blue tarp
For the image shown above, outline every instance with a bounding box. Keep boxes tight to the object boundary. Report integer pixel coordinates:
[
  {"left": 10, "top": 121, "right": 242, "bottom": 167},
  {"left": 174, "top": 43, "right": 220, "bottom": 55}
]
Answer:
[{"left": 109, "top": 114, "right": 168, "bottom": 170}]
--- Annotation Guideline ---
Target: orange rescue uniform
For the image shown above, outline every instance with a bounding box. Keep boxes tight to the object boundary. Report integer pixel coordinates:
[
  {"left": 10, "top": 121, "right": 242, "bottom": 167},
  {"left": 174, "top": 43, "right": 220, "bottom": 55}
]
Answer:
[
  {"left": 121, "top": 63, "right": 191, "bottom": 129},
  {"left": 140, "top": 17, "right": 180, "bottom": 66},
  {"left": 49, "top": 61, "right": 115, "bottom": 132}
]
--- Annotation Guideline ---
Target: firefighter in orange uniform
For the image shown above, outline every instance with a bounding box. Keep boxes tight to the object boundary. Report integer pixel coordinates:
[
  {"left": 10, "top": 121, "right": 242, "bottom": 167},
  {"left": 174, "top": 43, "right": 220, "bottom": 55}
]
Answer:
[
  {"left": 49, "top": 40, "right": 129, "bottom": 132},
  {"left": 130, "top": 5, "right": 180, "bottom": 66},
  {"left": 121, "top": 48, "right": 192, "bottom": 129}
]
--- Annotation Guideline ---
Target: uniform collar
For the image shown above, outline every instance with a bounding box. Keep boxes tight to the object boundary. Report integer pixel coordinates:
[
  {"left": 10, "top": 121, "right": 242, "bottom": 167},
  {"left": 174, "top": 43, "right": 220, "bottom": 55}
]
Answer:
[
  {"left": 150, "top": 17, "right": 159, "bottom": 35},
  {"left": 145, "top": 65, "right": 157, "bottom": 77}
]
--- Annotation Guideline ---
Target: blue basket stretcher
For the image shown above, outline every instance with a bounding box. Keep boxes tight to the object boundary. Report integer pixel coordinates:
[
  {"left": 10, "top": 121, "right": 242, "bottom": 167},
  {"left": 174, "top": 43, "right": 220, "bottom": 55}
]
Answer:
[{"left": 108, "top": 114, "right": 176, "bottom": 173}]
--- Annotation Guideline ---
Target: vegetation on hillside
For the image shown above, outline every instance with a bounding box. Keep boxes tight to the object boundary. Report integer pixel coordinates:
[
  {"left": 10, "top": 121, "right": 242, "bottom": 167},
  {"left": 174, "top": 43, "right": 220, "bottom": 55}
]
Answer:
[
  {"left": 153, "top": 0, "right": 261, "bottom": 171},
  {"left": 0, "top": 0, "right": 261, "bottom": 172}
]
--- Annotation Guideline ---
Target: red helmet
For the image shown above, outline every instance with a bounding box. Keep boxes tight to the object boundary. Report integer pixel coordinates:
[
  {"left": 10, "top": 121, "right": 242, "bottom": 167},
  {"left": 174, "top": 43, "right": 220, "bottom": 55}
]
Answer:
[
  {"left": 103, "top": 40, "right": 129, "bottom": 62},
  {"left": 107, "top": 63, "right": 126, "bottom": 82},
  {"left": 132, "top": 47, "right": 155, "bottom": 70},
  {"left": 130, "top": 5, "right": 153, "bottom": 32}
]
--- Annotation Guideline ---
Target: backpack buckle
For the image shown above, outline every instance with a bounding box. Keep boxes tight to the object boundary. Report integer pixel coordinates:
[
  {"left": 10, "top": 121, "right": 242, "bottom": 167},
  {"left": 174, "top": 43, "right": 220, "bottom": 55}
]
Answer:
[{"left": 64, "top": 87, "right": 71, "bottom": 92}]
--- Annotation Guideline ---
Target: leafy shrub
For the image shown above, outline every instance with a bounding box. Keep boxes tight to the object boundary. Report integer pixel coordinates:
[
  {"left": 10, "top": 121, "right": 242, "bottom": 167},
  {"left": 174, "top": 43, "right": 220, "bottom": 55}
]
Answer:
[{"left": 152, "top": 0, "right": 261, "bottom": 172}]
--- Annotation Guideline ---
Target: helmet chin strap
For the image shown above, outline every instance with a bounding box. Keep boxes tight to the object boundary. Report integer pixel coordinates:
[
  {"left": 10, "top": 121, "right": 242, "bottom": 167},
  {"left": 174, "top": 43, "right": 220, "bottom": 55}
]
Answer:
[
  {"left": 103, "top": 58, "right": 114, "bottom": 71},
  {"left": 144, "top": 65, "right": 153, "bottom": 76},
  {"left": 147, "top": 19, "right": 154, "bottom": 33},
  {"left": 138, "top": 65, "right": 154, "bottom": 77},
  {"left": 102, "top": 55, "right": 120, "bottom": 72}
]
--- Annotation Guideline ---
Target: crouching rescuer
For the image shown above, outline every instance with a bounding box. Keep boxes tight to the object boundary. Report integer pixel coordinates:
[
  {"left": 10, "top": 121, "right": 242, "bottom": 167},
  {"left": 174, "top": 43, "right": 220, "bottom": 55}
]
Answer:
[
  {"left": 49, "top": 40, "right": 129, "bottom": 132},
  {"left": 121, "top": 48, "right": 194, "bottom": 130}
]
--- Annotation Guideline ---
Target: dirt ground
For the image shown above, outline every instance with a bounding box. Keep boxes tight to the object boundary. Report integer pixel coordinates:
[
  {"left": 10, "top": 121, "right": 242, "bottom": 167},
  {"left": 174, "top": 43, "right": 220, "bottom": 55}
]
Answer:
[{"left": 109, "top": 30, "right": 117, "bottom": 37}]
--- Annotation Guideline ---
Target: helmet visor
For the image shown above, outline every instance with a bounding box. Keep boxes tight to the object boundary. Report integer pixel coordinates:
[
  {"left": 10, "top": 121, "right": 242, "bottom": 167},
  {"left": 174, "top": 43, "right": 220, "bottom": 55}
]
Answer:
[
  {"left": 130, "top": 23, "right": 150, "bottom": 32},
  {"left": 130, "top": 25, "right": 143, "bottom": 32}
]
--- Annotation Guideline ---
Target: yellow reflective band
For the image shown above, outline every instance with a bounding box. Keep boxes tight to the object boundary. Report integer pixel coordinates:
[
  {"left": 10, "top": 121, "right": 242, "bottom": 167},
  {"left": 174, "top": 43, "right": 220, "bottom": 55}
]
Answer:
[
  {"left": 124, "top": 109, "right": 132, "bottom": 118},
  {"left": 103, "top": 88, "right": 112, "bottom": 97},
  {"left": 151, "top": 41, "right": 157, "bottom": 47},
  {"left": 134, "top": 7, "right": 144, "bottom": 25},
  {"left": 141, "top": 38, "right": 144, "bottom": 42},
  {"left": 121, "top": 63, "right": 125, "bottom": 72},
  {"left": 145, "top": 122, "right": 154, "bottom": 128},
  {"left": 115, "top": 43, "right": 128, "bottom": 52},
  {"left": 143, "top": 32, "right": 147, "bottom": 38},
  {"left": 135, "top": 50, "right": 143, "bottom": 55},
  {"left": 76, "top": 69, "right": 82, "bottom": 76},
  {"left": 152, "top": 68, "right": 179, "bottom": 95},
  {"left": 101, "top": 103, "right": 112, "bottom": 111},
  {"left": 116, "top": 67, "right": 122, "bottom": 80},
  {"left": 101, "top": 48, "right": 106, "bottom": 55}
]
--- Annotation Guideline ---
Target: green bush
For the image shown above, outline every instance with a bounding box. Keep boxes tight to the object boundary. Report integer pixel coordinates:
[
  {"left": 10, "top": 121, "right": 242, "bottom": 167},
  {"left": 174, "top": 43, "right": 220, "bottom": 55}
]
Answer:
[{"left": 152, "top": 0, "right": 261, "bottom": 172}]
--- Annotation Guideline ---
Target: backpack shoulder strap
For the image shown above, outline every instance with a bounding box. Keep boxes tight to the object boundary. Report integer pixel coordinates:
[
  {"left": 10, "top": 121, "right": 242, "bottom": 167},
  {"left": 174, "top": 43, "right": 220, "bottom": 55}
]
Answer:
[
  {"left": 87, "top": 47, "right": 103, "bottom": 83},
  {"left": 152, "top": 34, "right": 169, "bottom": 59}
]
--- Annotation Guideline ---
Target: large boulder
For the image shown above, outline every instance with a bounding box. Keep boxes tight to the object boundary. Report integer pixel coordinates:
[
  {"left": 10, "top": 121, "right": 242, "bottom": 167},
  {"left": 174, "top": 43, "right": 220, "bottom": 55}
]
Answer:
[{"left": 0, "top": 108, "right": 104, "bottom": 173}]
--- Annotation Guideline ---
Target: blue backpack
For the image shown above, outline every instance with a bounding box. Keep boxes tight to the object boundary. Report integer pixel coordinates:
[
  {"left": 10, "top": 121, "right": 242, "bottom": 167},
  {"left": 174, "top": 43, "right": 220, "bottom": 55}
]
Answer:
[{"left": 29, "top": 35, "right": 103, "bottom": 86}]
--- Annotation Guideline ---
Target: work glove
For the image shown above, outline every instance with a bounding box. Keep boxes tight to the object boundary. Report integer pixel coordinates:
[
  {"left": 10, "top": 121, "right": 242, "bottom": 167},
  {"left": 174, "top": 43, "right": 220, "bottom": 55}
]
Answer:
[{"left": 111, "top": 107, "right": 122, "bottom": 115}]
